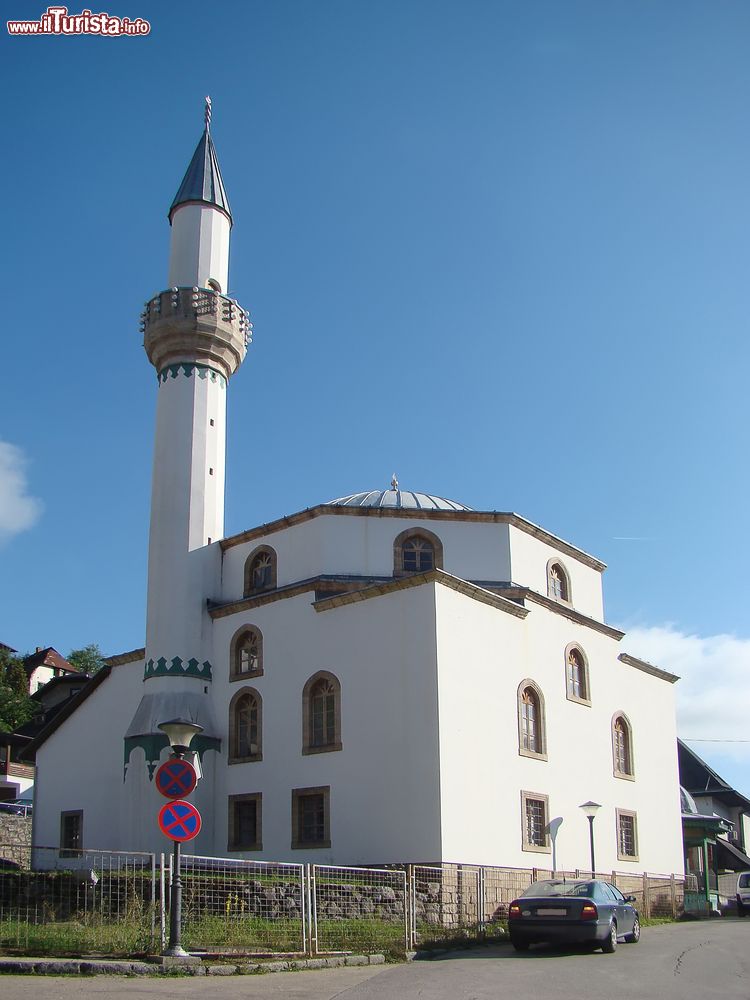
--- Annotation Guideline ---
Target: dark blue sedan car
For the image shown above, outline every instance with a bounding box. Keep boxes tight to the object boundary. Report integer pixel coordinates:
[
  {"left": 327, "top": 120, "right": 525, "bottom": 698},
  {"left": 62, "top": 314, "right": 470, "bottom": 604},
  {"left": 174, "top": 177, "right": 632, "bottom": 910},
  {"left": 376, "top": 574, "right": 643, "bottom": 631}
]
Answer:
[{"left": 508, "top": 879, "right": 640, "bottom": 953}]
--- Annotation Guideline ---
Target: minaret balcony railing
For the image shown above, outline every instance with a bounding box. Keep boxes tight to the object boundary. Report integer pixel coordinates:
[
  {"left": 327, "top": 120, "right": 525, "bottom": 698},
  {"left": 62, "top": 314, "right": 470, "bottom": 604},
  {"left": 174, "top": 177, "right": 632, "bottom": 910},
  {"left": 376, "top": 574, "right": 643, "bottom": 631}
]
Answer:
[{"left": 140, "top": 287, "right": 252, "bottom": 380}]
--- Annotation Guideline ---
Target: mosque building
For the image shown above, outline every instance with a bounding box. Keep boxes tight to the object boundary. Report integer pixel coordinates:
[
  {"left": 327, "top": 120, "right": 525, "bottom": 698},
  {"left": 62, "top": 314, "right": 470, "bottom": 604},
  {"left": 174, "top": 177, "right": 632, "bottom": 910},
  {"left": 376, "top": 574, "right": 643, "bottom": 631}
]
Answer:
[{"left": 27, "top": 104, "right": 684, "bottom": 875}]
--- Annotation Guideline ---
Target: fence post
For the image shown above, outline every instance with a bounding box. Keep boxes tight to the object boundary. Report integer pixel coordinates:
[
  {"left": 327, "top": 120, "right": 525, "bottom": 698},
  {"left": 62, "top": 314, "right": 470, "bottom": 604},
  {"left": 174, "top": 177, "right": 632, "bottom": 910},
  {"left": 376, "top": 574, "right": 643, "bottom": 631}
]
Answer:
[
  {"left": 159, "top": 853, "right": 166, "bottom": 951},
  {"left": 478, "top": 867, "right": 486, "bottom": 938},
  {"left": 642, "top": 872, "right": 651, "bottom": 919},
  {"left": 670, "top": 874, "right": 677, "bottom": 919},
  {"left": 406, "top": 865, "right": 417, "bottom": 948},
  {"left": 308, "top": 864, "right": 317, "bottom": 956},
  {"left": 401, "top": 868, "right": 409, "bottom": 953}
]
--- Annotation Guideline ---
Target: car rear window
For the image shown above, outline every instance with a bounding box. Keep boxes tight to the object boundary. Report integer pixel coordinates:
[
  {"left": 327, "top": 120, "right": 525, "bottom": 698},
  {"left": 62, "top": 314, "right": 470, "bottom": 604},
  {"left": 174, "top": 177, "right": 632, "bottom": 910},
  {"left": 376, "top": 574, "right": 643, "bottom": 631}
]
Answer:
[{"left": 521, "top": 881, "right": 595, "bottom": 898}]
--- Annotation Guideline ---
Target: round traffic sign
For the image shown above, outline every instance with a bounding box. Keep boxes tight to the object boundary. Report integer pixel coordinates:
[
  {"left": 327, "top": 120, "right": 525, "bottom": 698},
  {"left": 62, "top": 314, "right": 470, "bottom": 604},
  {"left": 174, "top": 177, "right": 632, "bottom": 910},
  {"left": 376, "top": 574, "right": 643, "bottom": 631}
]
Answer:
[
  {"left": 158, "top": 799, "right": 202, "bottom": 842},
  {"left": 155, "top": 758, "right": 197, "bottom": 799}
]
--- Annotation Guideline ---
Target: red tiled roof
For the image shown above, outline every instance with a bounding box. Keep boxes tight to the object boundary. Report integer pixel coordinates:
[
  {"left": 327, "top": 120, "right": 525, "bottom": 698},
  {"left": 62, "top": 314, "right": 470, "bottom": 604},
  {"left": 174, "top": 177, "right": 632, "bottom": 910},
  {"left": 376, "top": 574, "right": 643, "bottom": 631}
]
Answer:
[{"left": 22, "top": 647, "right": 79, "bottom": 674}]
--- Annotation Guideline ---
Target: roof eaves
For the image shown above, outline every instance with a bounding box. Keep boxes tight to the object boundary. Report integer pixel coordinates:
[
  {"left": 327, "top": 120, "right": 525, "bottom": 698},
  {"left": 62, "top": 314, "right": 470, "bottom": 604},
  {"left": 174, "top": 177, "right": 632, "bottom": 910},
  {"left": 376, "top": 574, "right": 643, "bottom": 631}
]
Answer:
[
  {"left": 618, "top": 652, "right": 679, "bottom": 684},
  {"left": 19, "top": 666, "right": 112, "bottom": 761},
  {"left": 313, "top": 568, "right": 529, "bottom": 618}
]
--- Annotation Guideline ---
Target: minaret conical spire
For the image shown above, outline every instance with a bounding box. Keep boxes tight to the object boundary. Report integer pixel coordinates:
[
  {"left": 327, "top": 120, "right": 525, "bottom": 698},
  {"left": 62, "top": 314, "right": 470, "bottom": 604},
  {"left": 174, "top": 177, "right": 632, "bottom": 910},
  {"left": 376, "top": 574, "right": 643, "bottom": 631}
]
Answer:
[{"left": 168, "top": 96, "right": 232, "bottom": 225}]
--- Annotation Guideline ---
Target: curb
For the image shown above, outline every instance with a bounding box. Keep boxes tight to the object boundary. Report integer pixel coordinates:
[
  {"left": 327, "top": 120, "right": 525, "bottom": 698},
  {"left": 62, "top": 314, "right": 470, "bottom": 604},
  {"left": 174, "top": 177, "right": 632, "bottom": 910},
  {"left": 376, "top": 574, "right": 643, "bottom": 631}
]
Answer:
[{"left": 0, "top": 954, "right": 387, "bottom": 977}]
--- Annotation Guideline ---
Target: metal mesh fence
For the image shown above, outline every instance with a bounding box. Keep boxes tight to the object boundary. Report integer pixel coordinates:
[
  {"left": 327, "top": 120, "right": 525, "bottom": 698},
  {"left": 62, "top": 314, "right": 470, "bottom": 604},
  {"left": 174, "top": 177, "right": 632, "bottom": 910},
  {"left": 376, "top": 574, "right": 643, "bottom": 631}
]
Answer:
[
  {"left": 177, "top": 853, "right": 306, "bottom": 954},
  {"left": 411, "top": 864, "right": 484, "bottom": 945},
  {"left": 311, "top": 864, "right": 407, "bottom": 955},
  {"left": 409, "top": 864, "right": 684, "bottom": 945},
  {"left": 0, "top": 846, "right": 157, "bottom": 955}
]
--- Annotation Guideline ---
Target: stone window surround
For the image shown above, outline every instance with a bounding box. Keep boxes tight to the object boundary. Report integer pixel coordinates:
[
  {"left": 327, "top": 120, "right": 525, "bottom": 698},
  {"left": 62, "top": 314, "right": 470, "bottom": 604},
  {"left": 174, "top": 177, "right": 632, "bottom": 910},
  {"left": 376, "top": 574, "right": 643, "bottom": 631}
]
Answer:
[
  {"left": 228, "top": 792, "right": 262, "bottom": 852},
  {"left": 291, "top": 785, "right": 331, "bottom": 850},
  {"left": 302, "top": 671, "right": 342, "bottom": 755},
  {"left": 517, "top": 678, "right": 548, "bottom": 761},
  {"left": 228, "top": 686, "right": 263, "bottom": 764},
  {"left": 393, "top": 527, "right": 444, "bottom": 578},
  {"left": 229, "top": 624, "right": 264, "bottom": 681},
  {"left": 616, "top": 808, "right": 639, "bottom": 862},
  {"left": 612, "top": 711, "right": 635, "bottom": 780},
  {"left": 243, "top": 544, "right": 278, "bottom": 597},
  {"left": 521, "top": 790, "right": 551, "bottom": 854},
  {"left": 564, "top": 642, "right": 591, "bottom": 706},
  {"left": 546, "top": 557, "right": 572, "bottom": 605},
  {"left": 60, "top": 809, "right": 83, "bottom": 857}
]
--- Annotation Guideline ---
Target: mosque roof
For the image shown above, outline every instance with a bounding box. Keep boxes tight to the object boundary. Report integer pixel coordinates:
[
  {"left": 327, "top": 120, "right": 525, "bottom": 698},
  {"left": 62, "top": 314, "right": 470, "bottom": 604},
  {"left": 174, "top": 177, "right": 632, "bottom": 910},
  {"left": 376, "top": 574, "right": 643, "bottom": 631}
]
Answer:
[
  {"left": 169, "top": 126, "right": 232, "bottom": 224},
  {"left": 328, "top": 484, "right": 471, "bottom": 512}
]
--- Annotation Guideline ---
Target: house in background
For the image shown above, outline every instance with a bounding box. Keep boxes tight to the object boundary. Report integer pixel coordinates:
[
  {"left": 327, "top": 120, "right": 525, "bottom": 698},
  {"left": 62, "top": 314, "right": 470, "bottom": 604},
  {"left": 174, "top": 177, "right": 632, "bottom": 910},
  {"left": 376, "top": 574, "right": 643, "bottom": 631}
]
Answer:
[
  {"left": 22, "top": 648, "right": 80, "bottom": 695},
  {"left": 678, "top": 739, "right": 750, "bottom": 914},
  {"left": 0, "top": 655, "right": 88, "bottom": 803}
]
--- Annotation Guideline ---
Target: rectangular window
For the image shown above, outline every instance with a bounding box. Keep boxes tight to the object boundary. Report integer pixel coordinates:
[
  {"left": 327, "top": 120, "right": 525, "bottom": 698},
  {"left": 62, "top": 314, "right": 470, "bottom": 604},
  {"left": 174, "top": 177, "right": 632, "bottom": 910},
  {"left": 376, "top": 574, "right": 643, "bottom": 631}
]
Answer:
[
  {"left": 617, "top": 809, "right": 639, "bottom": 861},
  {"left": 228, "top": 793, "right": 262, "bottom": 851},
  {"left": 291, "top": 786, "right": 331, "bottom": 849},
  {"left": 521, "top": 791, "right": 550, "bottom": 853},
  {"left": 60, "top": 810, "right": 83, "bottom": 857}
]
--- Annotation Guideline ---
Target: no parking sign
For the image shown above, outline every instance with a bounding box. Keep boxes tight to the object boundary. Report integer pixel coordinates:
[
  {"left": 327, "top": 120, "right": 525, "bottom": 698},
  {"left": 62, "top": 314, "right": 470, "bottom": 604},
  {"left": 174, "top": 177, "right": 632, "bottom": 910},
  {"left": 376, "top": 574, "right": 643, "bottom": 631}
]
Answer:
[
  {"left": 158, "top": 799, "right": 202, "bottom": 842},
  {"left": 155, "top": 758, "right": 197, "bottom": 799}
]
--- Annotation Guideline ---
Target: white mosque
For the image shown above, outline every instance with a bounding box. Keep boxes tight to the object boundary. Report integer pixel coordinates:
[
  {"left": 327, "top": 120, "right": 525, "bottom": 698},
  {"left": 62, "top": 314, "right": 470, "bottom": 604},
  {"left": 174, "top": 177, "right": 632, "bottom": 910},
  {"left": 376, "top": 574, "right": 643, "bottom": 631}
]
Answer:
[{"left": 27, "top": 104, "right": 685, "bottom": 875}]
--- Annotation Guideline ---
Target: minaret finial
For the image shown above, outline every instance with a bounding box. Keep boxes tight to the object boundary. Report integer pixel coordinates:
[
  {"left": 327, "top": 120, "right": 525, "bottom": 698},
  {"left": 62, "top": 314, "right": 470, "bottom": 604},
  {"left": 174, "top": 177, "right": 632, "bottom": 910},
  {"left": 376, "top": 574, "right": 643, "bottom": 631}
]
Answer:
[{"left": 204, "top": 96, "right": 212, "bottom": 131}]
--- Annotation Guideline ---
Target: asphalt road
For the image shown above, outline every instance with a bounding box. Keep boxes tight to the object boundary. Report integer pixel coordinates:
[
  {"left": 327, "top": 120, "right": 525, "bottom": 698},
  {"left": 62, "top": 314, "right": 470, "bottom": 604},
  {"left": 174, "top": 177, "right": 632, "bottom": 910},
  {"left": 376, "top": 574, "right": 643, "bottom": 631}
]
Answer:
[{"left": 2, "top": 919, "right": 749, "bottom": 1000}]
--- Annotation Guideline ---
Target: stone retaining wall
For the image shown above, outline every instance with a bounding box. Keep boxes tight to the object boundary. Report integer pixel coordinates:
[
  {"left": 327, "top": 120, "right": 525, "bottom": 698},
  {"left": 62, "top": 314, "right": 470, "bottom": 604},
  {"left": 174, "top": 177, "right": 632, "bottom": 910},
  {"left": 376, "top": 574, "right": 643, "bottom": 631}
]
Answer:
[{"left": 0, "top": 818, "right": 32, "bottom": 868}]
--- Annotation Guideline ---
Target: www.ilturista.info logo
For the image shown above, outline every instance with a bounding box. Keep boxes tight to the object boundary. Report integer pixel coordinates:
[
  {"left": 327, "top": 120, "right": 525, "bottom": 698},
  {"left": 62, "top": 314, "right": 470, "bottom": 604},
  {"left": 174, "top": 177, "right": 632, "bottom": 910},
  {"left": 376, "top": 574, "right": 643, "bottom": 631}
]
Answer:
[{"left": 8, "top": 5, "right": 150, "bottom": 35}]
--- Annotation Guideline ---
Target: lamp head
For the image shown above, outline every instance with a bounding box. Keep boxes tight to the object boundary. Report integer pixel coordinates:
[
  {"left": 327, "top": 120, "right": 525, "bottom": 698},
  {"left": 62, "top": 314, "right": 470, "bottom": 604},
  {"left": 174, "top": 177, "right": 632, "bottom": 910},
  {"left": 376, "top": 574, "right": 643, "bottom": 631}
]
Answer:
[
  {"left": 579, "top": 800, "right": 602, "bottom": 819},
  {"left": 158, "top": 718, "right": 204, "bottom": 756}
]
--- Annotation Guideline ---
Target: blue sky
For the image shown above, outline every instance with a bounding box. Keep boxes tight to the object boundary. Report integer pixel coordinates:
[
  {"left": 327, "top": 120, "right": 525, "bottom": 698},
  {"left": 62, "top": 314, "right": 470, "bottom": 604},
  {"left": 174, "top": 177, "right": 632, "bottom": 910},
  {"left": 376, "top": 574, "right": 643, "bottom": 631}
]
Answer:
[{"left": 2, "top": 1, "right": 750, "bottom": 792}]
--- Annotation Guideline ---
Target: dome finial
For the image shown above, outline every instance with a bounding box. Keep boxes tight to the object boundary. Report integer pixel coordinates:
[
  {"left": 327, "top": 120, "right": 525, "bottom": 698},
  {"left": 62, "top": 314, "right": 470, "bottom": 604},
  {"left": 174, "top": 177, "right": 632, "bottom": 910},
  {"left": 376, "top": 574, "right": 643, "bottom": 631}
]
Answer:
[
  {"left": 204, "top": 95, "right": 212, "bottom": 131},
  {"left": 391, "top": 473, "right": 399, "bottom": 491}
]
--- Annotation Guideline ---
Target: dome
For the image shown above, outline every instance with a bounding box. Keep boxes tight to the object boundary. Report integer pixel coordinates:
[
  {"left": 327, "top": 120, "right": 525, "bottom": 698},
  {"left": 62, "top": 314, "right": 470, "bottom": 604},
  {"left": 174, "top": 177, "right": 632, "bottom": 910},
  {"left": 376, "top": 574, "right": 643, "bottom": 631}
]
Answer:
[
  {"left": 327, "top": 488, "right": 472, "bottom": 512},
  {"left": 680, "top": 786, "right": 698, "bottom": 815}
]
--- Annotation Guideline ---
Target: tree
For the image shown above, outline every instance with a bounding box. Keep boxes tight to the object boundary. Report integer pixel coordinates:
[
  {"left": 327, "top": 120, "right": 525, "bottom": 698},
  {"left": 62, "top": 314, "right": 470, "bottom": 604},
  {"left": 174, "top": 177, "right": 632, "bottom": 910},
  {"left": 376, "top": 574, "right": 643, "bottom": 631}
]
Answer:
[
  {"left": 0, "top": 648, "right": 35, "bottom": 733},
  {"left": 67, "top": 643, "right": 106, "bottom": 676}
]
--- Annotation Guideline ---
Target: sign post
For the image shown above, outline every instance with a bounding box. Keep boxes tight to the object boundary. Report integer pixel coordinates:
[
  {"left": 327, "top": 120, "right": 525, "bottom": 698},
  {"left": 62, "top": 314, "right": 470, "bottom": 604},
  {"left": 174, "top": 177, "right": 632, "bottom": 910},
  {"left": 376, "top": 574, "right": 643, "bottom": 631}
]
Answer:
[{"left": 156, "top": 718, "right": 203, "bottom": 961}]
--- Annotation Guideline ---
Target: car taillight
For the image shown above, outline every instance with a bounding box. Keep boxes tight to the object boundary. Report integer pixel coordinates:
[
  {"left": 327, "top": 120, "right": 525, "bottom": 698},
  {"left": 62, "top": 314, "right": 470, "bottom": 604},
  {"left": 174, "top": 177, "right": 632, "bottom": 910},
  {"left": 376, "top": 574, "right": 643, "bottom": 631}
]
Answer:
[
  {"left": 581, "top": 903, "right": 598, "bottom": 920},
  {"left": 509, "top": 903, "right": 522, "bottom": 919}
]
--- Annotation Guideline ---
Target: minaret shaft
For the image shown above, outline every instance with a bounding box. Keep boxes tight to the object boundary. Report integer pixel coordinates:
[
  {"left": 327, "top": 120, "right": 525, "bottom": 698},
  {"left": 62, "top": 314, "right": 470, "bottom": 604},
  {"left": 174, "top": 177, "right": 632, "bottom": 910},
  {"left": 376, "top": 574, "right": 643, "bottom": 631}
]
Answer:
[{"left": 168, "top": 204, "right": 230, "bottom": 291}]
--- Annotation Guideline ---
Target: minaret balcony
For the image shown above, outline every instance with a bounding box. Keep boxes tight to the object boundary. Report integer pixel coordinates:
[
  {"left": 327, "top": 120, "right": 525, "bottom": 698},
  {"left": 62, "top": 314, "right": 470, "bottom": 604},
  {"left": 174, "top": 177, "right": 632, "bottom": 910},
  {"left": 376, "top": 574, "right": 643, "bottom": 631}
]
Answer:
[{"left": 141, "top": 287, "right": 251, "bottom": 381}]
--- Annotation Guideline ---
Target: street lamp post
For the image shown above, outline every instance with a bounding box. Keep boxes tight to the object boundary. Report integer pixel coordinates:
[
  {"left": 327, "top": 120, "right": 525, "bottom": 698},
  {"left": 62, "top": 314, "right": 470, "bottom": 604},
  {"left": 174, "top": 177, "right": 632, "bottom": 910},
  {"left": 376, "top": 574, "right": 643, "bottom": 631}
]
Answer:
[
  {"left": 579, "top": 800, "right": 601, "bottom": 877},
  {"left": 158, "top": 718, "right": 203, "bottom": 958}
]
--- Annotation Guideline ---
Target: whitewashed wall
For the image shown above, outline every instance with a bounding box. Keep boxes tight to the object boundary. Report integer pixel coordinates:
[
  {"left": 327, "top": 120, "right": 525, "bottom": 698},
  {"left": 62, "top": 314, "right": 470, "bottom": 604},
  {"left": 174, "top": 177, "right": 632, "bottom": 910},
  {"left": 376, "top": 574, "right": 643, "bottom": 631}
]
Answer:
[
  {"left": 435, "top": 584, "right": 683, "bottom": 874},
  {"left": 212, "top": 584, "right": 443, "bottom": 864},
  {"left": 508, "top": 524, "right": 604, "bottom": 620}
]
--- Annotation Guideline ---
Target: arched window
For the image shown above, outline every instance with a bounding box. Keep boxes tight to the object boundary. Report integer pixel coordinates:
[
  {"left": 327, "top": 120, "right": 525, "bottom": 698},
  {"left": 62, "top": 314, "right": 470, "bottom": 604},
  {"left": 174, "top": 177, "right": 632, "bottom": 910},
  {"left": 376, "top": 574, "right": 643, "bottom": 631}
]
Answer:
[
  {"left": 244, "top": 546, "right": 277, "bottom": 596},
  {"left": 230, "top": 625, "right": 263, "bottom": 680},
  {"left": 547, "top": 560, "right": 571, "bottom": 603},
  {"left": 517, "top": 680, "right": 547, "bottom": 759},
  {"left": 612, "top": 713, "right": 634, "bottom": 778},
  {"left": 302, "top": 671, "right": 342, "bottom": 754},
  {"left": 229, "top": 688, "right": 262, "bottom": 763},
  {"left": 565, "top": 644, "right": 590, "bottom": 704},
  {"left": 394, "top": 528, "right": 444, "bottom": 577}
]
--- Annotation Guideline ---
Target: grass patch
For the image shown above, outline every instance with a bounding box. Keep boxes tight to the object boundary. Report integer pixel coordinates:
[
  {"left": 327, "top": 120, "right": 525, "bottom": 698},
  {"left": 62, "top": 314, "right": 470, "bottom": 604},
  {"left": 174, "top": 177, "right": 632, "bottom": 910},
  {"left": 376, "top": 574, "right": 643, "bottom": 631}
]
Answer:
[{"left": 0, "top": 915, "right": 154, "bottom": 957}]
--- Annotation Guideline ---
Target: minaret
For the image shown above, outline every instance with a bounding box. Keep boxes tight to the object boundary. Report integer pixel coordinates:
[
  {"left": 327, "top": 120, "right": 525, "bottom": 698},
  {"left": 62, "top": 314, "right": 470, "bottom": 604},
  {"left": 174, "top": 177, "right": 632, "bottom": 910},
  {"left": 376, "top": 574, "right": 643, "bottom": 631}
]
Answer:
[{"left": 124, "top": 100, "right": 250, "bottom": 846}]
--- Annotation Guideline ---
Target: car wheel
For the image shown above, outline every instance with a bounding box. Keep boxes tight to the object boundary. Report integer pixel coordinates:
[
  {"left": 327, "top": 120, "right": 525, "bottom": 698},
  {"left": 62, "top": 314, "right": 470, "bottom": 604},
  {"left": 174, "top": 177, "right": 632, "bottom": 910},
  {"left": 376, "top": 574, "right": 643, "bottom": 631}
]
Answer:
[
  {"left": 738, "top": 902, "right": 746, "bottom": 918},
  {"left": 601, "top": 921, "right": 618, "bottom": 953},
  {"left": 511, "top": 939, "right": 529, "bottom": 952},
  {"left": 625, "top": 916, "right": 640, "bottom": 943}
]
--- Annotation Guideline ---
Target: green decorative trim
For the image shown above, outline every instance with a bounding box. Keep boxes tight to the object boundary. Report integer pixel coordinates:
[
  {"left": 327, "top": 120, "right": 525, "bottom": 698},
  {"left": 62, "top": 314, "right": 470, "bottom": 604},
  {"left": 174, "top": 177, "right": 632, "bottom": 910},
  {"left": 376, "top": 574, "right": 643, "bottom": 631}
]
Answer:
[
  {"left": 123, "top": 734, "right": 221, "bottom": 781},
  {"left": 144, "top": 656, "right": 213, "bottom": 681},
  {"left": 157, "top": 363, "right": 226, "bottom": 388}
]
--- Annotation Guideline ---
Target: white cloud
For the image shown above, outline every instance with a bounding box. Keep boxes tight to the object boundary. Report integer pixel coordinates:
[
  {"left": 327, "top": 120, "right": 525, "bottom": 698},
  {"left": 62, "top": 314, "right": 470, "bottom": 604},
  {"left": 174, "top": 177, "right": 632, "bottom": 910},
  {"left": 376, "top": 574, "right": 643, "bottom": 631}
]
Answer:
[
  {"left": 624, "top": 624, "right": 750, "bottom": 765},
  {"left": 0, "top": 441, "right": 43, "bottom": 543}
]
